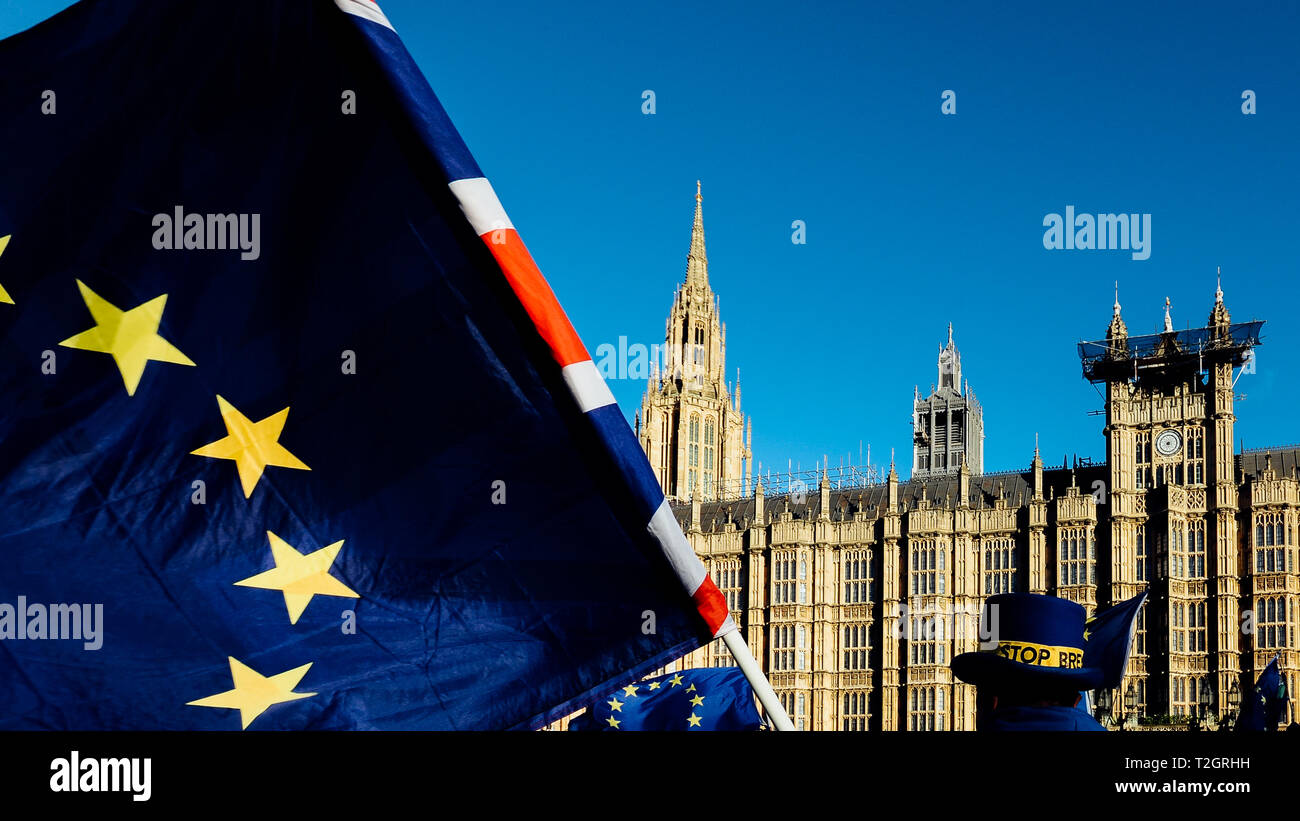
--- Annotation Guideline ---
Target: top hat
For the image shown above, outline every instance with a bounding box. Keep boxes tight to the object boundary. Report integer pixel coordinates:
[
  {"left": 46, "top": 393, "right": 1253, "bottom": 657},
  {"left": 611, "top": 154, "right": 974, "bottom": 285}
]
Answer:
[{"left": 951, "top": 593, "right": 1105, "bottom": 691}]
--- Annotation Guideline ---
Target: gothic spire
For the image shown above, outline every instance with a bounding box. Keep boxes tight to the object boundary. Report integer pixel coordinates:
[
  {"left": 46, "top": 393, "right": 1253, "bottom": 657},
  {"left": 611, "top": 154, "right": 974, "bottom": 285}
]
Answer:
[
  {"left": 1209, "top": 266, "right": 1231, "bottom": 331},
  {"left": 1106, "top": 280, "right": 1128, "bottom": 342},
  {"left": 685, "top": 180, "right": 709, "bottom": 291}
]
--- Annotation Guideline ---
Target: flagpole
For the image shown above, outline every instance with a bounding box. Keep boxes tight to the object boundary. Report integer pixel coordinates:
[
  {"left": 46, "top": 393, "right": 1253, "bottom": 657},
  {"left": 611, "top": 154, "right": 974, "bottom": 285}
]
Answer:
[{"left": 722, "top": 630, "right": 795, "bottom": 731}]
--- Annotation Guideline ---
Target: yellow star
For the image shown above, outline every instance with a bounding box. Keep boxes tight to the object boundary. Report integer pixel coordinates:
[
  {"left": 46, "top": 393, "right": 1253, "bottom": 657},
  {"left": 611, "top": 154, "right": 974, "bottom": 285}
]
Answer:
[
  {"left": 0, "top": 234, "right": 13, "bottom": 304},
  {"left": 606, "top": 697, "right": 624, "bottom": 713},
  {"left": 186, "top": 656, "right": 315, "bottom": 729},
  {"left": 622, "top": 685, "right": 638, "bottom": 698},
  {"left": 234, "top": 531, "right": 358, "bottom": 624},
  {"left": 605, "top": 715, "right": 621, "bottom": 729},
  {"left": 686, "top": 683, "right": 697, "bottom": 692},
  {"left": 669, "top": 674, "right": 684, "bottom": 687},
  {"left": 687, "top": 713, "right": 702, "bottom": 728},
  {"left": 648, "top": 681, "right": 662, "bottom": 690},
  {"left": 191, "top": 395, "right": 310, "bottom": 497},
  {"left": 690, "top": 695, "right": 705, "bottom": 707},
  {"left": 58, "top": 279, "right": 194, "bottom": 395}
]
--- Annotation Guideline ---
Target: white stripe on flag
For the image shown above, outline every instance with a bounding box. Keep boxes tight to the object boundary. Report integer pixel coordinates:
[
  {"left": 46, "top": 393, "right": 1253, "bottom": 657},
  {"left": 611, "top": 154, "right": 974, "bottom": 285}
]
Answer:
[
  {"left": 334, "top": 0, "right": 395, "bottom": 30},
  {"left": 448, "top": 177, "right": 514, "bottom": 237},
  {"left": 561, "top": 360, "right": 616, "bottom": 413},
  {"left": 647, "top": 499, "right": 708, "bottom": 594}
]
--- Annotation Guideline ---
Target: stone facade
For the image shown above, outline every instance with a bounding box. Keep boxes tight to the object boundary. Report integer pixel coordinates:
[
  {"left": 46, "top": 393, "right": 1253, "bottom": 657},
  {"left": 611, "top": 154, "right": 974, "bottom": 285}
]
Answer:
[{"left": 636, "top": 191, "right": 1294, "bottom": 730}]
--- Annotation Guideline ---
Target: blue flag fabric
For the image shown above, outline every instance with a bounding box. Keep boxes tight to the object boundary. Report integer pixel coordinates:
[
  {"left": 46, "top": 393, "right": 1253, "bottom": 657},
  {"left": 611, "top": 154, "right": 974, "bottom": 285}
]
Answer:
[
  {"left": 569, "top": 667, "right": 764, "bottom": 731},
  {"left": 0, "top": 0, "right": 725, "bottom": 730},
  {"left": 1084, "top": 590, "right": 1148, "bottom": 690},
  {"left": 1237, "top": 657, "right": 1289, "bottom": 732}
]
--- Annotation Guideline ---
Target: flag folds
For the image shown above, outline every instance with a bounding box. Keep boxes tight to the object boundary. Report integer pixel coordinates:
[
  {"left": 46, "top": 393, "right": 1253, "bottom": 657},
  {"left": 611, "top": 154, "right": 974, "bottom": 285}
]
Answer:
[
  {"left": 0, "top": 0, "right": 730, "bottom": 730},
  {"left": 1083, "top": 589, "right": 1148, "bottom": 690},
  {"left": 1236, "top": 656, "right": 1289, "bottom": 732}
]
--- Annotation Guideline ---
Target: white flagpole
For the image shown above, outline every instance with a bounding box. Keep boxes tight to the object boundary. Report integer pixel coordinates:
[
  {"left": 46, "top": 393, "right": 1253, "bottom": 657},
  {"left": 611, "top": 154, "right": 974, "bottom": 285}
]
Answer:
[{"left": 722, "top": 629, "right": 795, "bottom": 730}]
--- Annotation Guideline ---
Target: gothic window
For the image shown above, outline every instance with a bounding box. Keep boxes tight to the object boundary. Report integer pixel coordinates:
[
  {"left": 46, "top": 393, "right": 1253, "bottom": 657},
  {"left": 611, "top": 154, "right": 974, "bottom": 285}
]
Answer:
[
  {"left": 1190, "top": 600, "right": 1206, "bottom": 652},
  {"left": 1136, "top": 525, "right": 1148, "bottom": 582},
  {"left": 911, "top": 540, "right": 938, "bottom": 595},
  {"left": 910, "top": 612, "right": 941, "bottom": 666},
  {"left": 687, "top": 414, "right": 699, "bottom": 497},
  {"left": 710, "top": 559, "right": 742, "bottom": 615},
  {"left": 842, "top": 549, "right": 870, "bottom": 604},
  {"left": 1256, "top": 512, "right": 1285, "bottom": 573},
  {"left": 1172, "top": 676, "right": 1188, "bottom": 717},
  {"left": 1059, "top": 526, "right": 1094, "bottom": 587},
  {"left": 1135, "top": 602, "right": 1147, "bottom": 654},
  {"left": 1186, "top": 520, "right": 1206, "bottom": 578},
  {"left": 702, "top": 418, "right": 715, "bottom": 498},
  {"left": 1135, "top": 432, "right": 1152, "bottom": 488},
  {"left": 1172, "top": 602, "right": 1185, "bottom": 652},
  {"left": 984, "top": 537, "right": 1016, "bottom": 594},
  {"left": 692, "top": 323, "right": 705, "bottom": 365},
  {"left": 842, "top": 623, "right": 869, "bottom": 671},
  {"left": 773, "top": 550, "right": 797, "bottom": 604},
  {"left": 1187, "top": 428, "right": 1205, "bottom": 485},
  {"left": 772, "top": 623, "right": 797, "bottom": 670},
  {"left": 1257, "top": 596, "right": 1287, "bottom": 649},
  {"left": 909, "top": 686, "right": 941, "bottom": 732},
  {"left": 842, "top": 691, "right": 868, "bottom": 731},
  {"left": 1172, "top": 523, "right": 1184, "bottom": 578}
]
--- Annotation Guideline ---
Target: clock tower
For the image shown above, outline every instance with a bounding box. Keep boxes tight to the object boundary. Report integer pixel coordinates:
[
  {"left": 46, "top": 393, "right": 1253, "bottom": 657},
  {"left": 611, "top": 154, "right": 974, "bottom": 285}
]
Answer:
[{"left": 1079, "top": 278, "right": 1262, "bottom": 717}]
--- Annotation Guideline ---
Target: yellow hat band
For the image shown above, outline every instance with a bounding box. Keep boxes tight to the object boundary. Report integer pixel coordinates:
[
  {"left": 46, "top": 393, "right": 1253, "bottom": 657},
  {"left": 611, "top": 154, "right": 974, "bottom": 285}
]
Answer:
[{"left": 989, "top": 640, "right": 1084, "bottom": 669}]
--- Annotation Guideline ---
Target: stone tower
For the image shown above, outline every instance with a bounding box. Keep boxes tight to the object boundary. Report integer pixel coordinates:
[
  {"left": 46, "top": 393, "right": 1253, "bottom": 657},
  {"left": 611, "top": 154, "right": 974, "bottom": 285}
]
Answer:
[
  {"left": 912, "top": 324, "right": 984, "bottom": 477},
  {"left": 638, "top": 183, "right": 751, "bottom": 501},
  {"left": 1084, "top": 277, "right": 1261, "bottom": 718}
]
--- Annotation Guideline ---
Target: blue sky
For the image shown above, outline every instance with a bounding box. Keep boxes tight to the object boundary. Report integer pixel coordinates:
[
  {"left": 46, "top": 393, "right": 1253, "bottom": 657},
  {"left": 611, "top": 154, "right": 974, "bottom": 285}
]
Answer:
[{"left": 5, "top": 0, "right": 1299, "bottom": 478}]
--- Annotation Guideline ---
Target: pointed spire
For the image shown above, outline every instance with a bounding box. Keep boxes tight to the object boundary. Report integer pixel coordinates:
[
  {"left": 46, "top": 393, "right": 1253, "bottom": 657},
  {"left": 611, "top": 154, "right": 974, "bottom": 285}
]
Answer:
[
  {"left": 1209, "top": 267, "right": 1231, "bottom": 332},
  {"left": 947, "top": 322, "right": 953, "bottom": 347},
  {"left": 1107, "top": 281, "right": 1129, "bottom": 348},
  {"left": 685, "top": 181, "right": 709, "bottom": 291}
]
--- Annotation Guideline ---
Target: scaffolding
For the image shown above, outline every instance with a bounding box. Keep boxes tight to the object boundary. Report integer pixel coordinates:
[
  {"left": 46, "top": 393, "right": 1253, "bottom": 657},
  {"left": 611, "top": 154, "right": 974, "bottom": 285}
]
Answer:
[
  {"left": 1077, "top": 320, "right": 1263, "bottom": 384},
  {"left": 711, "top": 463, "right": 885, "bottom": 502}
]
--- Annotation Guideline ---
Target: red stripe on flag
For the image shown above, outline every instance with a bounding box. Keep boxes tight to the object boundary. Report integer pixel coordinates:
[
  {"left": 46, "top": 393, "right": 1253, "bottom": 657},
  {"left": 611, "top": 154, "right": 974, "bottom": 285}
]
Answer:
[
  {"left": 691, "top": 575, "right": 730, "bottom": 636},
  {"left": 479, "top": 229, "right": 588, "bottom": 368}
]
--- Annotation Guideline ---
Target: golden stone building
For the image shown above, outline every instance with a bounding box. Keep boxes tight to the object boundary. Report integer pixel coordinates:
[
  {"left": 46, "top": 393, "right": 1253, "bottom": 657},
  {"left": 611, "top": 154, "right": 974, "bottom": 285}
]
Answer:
[{"left": 637, "top": 187, "right": 1296, "bottom": 731}]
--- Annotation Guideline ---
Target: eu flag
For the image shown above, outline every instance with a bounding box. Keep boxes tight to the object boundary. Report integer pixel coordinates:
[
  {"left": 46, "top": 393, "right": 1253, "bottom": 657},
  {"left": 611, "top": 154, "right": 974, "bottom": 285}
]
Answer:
[
  {"left": 0, "top": 0, "right": 733, "bottom": 729},
  {"left": 1083, "top": 590, "right": 1148, "bottom": 689},
  {"left": 1237, "top": 656, "right": 1289, "bottom": 732},
  {"left": 568, "top": 668, "right": 764, "bottom": 731}
]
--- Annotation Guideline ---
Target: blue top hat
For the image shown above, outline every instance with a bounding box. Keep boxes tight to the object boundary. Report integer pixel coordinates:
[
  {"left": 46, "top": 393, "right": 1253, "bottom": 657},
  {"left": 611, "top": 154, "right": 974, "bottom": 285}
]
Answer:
[{"left": 951, "top": 593, "right": 1105, "bottom": 691}]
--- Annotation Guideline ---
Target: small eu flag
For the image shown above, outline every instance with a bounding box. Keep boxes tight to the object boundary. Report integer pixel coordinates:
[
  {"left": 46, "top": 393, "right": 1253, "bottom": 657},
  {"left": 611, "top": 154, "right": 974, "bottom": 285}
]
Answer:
[
  {"left": 1083, "top": 589, "right": 1148, "bottom": 689},
  {"left": 569, "top": 668, "right": 764, "bottom": 731},
  {"left": 1237, "top": 656, "right": 1288, "bottom": 732}
]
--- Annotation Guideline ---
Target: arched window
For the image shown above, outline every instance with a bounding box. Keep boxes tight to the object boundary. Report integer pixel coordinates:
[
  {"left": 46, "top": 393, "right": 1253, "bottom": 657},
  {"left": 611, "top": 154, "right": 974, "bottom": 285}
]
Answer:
[{"left": 702, "top": 418, "right": 715, "bottom": 497}]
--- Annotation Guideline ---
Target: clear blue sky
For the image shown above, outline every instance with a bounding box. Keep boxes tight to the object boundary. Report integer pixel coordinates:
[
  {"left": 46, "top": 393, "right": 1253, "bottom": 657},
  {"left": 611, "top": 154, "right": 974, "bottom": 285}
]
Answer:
[{"left": 5, "top": 0, "right": 1299, "bottom": 478}]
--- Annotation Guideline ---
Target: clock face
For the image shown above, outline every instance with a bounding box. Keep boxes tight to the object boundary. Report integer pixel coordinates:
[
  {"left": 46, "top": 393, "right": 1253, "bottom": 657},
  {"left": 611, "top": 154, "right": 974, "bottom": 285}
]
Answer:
[{"left": 1155, "top": 429, "right": 1183, "bottom": 457}]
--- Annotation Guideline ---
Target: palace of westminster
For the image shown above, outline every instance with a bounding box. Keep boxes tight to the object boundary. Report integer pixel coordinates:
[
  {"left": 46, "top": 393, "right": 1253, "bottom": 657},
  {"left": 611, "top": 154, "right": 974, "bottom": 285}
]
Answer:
[{"left": 614, "top": 185, "right": 1296, "bottom": 731}]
